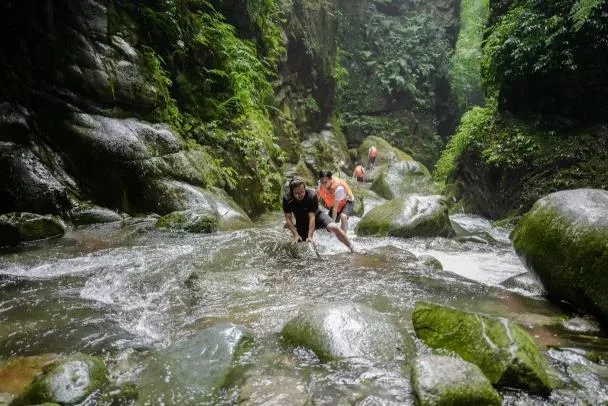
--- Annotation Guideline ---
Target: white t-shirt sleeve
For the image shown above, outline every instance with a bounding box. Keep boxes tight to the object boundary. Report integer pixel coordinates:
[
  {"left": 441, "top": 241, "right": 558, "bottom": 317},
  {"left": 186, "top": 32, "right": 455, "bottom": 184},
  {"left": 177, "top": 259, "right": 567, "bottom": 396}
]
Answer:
[{"left": 334, "top": 186, "right": 346, "bottom": 202}]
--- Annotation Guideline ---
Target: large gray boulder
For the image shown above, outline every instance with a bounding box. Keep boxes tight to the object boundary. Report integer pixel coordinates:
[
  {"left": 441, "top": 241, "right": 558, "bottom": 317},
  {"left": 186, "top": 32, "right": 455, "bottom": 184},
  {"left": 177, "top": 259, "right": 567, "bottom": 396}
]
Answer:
[
  {"left": 512, "top": 189, "right": 608, "bottom": 321},
  {"left": 282, "top": 302, "right": 408, "bottom": 362},
  {"left": 153, "top": 183, "right": 252, "bottom": 232},
  {"left": 370, "top": 161, "right": 436, "bottom": 200},
  {"left": 301, "top": 128, "right": 351, "bottom": 176},
  {"left": 138, "top": 323, "right": 253, "bottom": 404},
  {"left": 413, "top": 302, "right": 552, "bottom": 394},
  {"left": 0, "top": 103, "right": 73, "bottom": 215},
  {"left": 412, "top": 354, "right": 502, "bottom": 406},
  {"left": 357, "top": 136, "right": 414, "bottom": 169},
  {"left": 355, "top": 195, "right": 454, "bottom": 238},
  {"left": 69, "top": 204, "right": 123, "bottom": 225},
  {"left": 0, "top": 212, "right": 65, "bottom": 246}
]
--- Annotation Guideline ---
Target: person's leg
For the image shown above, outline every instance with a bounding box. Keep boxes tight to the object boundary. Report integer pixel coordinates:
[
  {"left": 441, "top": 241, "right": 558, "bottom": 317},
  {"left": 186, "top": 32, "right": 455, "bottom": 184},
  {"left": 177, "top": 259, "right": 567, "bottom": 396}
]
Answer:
[
  {"left": 315, "top": 211, "right": 355, "bottom": 253},
  {"left": 326, "top": 223, "right": 355, "bottom": 253},
  {"left": 339, "top": 200, "right": 354, "bottom": 233},
  {"left": 339, "top": 213, "right": 348, "bottom": 233},
  {"left": 296, "top": 224, "right": 308, "bottom": 242}
]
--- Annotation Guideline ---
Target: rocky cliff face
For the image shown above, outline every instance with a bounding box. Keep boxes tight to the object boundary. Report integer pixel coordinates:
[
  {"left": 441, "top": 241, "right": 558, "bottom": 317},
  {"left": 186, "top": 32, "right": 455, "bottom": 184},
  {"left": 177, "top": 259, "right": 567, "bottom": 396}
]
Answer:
[
  {"left": 0, "top": 0, "right": 177, "bottom": 216},
  {"left": 0, "top": 0, "right": 346, "bottom": 223},
  {"left": 443, "top": 0, "right": 608, "bottom": 219},
  {"left": 274, "top": 0, "right": 340, "bottom": 163}
]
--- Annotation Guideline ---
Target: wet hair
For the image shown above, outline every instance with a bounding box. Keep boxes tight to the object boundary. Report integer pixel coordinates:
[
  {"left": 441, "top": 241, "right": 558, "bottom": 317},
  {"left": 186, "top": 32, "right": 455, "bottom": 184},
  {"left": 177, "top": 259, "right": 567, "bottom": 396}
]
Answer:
[
  {"left": 288, "top": 177, "right": 306, "bottom": 195},
  {"left": 318, "top": 170, "right": 332, "bottom": 179}
]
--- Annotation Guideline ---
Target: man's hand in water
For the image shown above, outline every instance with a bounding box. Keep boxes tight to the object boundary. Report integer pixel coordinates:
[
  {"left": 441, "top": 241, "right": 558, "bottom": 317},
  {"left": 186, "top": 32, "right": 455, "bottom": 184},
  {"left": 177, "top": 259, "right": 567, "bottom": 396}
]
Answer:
[{"left": 291, "top": 235, "right": 302, "bottom": 245}]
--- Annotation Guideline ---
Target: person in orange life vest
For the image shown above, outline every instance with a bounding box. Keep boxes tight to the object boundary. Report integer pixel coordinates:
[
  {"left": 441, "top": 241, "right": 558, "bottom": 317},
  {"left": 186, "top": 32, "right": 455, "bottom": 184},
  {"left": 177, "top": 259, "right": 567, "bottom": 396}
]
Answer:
[
  {"left": 353, "top": 161, "right": 366, "bottom": 182},
  {"left": 317, "top": 170, "right": 355, "bottom": 233},
  {"left": 368, "top": 145, "right": 378, "bottom": 169},
  {"left": 283, "top": 178, "right": 356, "bottom": 253}
]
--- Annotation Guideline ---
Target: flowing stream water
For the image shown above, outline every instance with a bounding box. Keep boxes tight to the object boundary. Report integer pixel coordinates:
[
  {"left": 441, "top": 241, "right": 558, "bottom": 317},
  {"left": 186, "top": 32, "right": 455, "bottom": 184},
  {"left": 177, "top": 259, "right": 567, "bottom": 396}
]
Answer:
[{"left": 1, "top": 209, "right": 608, "bottom": 405}]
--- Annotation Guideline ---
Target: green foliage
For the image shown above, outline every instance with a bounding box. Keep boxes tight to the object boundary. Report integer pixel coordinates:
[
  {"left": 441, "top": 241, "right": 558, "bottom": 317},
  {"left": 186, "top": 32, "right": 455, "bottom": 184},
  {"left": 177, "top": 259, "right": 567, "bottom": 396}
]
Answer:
[
  {"left": 337, "top": 8, "right": 452, "bottom": 113},
  {"left": 571, "top": 0, "right": 604, "bottom": 30},
  {"left": 333, "top": 47, "right": 349, "bottom": 92},
  {"left": 482, "top": 126, "right": 539, "bottom": 167},
  {"left": 140, "top": 47, "right": 181, "bottom": 125},
  {"left": 436, "top": 103, "right": 539, "bottom": 180},
  {"left": 111, "top": 0, "right": 287, "bottom": 213},
  {"left": 246, "top": 0, "right": 286, "bottom": 65},
  {"left": 435, "top": 105, "right": 495, "bottom": 182},
  {"left": 481, "top": 4, "right": 570, "bottom": 98},
  {"left": 450, "top": 0, "right": 489, "bottom": 109},
  {"left": 481, "top": 0, "right": 608, "bottom": 116},
  {"left": 302, "top": 94, "right": 320, "bottom": 114},
  {"left": 364, "top": 13, "right": 451, "bottom": 107}
]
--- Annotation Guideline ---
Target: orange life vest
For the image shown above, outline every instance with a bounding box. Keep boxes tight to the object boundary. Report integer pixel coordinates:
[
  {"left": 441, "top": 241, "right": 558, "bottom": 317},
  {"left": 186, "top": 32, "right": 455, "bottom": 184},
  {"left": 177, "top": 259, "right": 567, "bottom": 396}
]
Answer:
[
  {"left": 368, "top": 146, "right": 378, "bottom": 158},
  {"left": 354, "top": 165, "right": 365, "bottom": 178},
  {"left": 318, "top": 177, "right": 354, "bottom": 211}
]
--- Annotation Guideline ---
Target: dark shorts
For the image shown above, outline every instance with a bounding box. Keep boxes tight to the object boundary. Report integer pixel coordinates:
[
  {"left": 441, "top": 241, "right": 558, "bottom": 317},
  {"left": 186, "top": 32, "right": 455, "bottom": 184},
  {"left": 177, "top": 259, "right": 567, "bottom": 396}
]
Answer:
[
  {"left": 296, "top": 211, "right": 333, "bottom": 240},
  {"left": 328, "top": 200, "right": 354, "bottom": 220},
  {"left": 369, "top": 156, "right": 376, "bottom": 165},
  {"left": 356, "top": 176, "right": 364, "bottom": 182}
]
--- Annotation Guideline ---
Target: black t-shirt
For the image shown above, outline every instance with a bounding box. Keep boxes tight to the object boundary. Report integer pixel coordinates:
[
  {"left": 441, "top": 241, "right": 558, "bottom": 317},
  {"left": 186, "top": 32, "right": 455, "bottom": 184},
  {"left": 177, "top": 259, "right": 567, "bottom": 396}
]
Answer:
[{"left": 282, "top": 189, "right": 321, "bottom": 228}]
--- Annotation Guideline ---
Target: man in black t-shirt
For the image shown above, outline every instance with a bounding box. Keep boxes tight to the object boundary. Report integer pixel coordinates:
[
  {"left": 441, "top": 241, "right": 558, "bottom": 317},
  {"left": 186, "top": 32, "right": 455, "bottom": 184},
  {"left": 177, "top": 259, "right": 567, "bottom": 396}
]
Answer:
[{"left": 283, "top": 178, "right": 356, "bottom": 253}]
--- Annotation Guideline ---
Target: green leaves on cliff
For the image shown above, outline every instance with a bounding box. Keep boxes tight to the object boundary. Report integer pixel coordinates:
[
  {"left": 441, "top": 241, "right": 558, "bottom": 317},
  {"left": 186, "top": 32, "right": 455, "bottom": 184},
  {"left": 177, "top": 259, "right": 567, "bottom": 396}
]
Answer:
[
  {"left": 450, "top": 0, "right": 489, "bottom": 110},
  {"left": 435, "top": 105, "right": 495, "bottom": 183},
  {"left": 481, "top": 0, "right": 608, "bottom": 116},
  {"left": 111, "top": 0, "right": 286, "bottom": 213},
  {"left": 571, "top": 0, "right": 605, "bottom": 31},
  {"left": 363, "top": 13, "right": 451, "bottom": 108},
  {"left": 337, "top": 8, "right": 452, "bottom": 113}
]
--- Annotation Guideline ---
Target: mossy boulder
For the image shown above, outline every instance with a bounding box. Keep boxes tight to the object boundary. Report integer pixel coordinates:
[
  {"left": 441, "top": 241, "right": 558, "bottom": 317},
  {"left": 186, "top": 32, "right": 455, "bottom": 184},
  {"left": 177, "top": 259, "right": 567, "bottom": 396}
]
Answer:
[
  {"left": 370, "top": 161, "right": 436, "bottom": 200},
  {"left": 156, "top": 210, "right": 219, "bottom": 233},
  {"left": 283, "top": 159, "right": 316, "bottom": 190},
  {"left": 281, "top": 302, "right": 408, "bottom": 362},
  {"left": 412, "top": 354, "right": 502, "bottom": 406},
  {"left": 350, "top": 183, "right": 382, "bottom": 217},
  {"left": 357, "top": 136, "right": 414, "bottom": 169},
  {"left": 144, "top": 180, "right": 251, "bottom": 231},
  {"left": 138, "top": 323, "right": 253, "bottom": 405},
  {"left": 355, "top": 195, "right": 454, "bottom": 238},
  {"left": 70, "top": 204, "right": 123, "bottom": 225},
  {"left": 0, "top": 142, "right": 71, "bottom": 215},
  {"left": 0, "top": 354, "right": 59, "bottom": 399},
  {"left": 412, "top": 302, "right": 552, "bottom": 394},
  {"left": 301, "top": 129, "right": 351, "bottom": 176},
  {"left": 0, "top": 212, "right": 65, "bottom": 246},
  {"left": 15, "top": 354, "right": 108, "bottom": 405},
  {"left": 209, "top": 187, "right": 254, "bottom": 231},
  {"left": 511, "top": 189, "right": 608, "bottom": 321}
]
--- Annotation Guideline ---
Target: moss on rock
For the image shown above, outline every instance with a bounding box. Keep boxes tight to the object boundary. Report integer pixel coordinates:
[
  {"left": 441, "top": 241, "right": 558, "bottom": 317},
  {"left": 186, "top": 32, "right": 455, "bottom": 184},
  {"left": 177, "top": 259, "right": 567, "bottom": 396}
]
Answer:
[
  {"left": 370, "top": 161, "right": 436, "bottom": 200},
  {"left": 412, "top": 301, "right": 552, "bottom": 394},
  {"left": 357, "top": 136, "right": 414, "bottom": 168},
  {"left": 355, "top": 195, "right": 453, "bottom": 238},
  {"left": 0, "top": 213, "right": 65, "bottom": 246},
  {"left": 0, "top": 355, "right": 59, "bottom": 397},
  {"left": 511, "top": 189, "right": 608, "bottom": 321},
  {"left": 16, "top": 354, "right": 108, "bottom": 405},
  {"left": 156, "top": 210, "right": 219, "bottom": 233}
]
